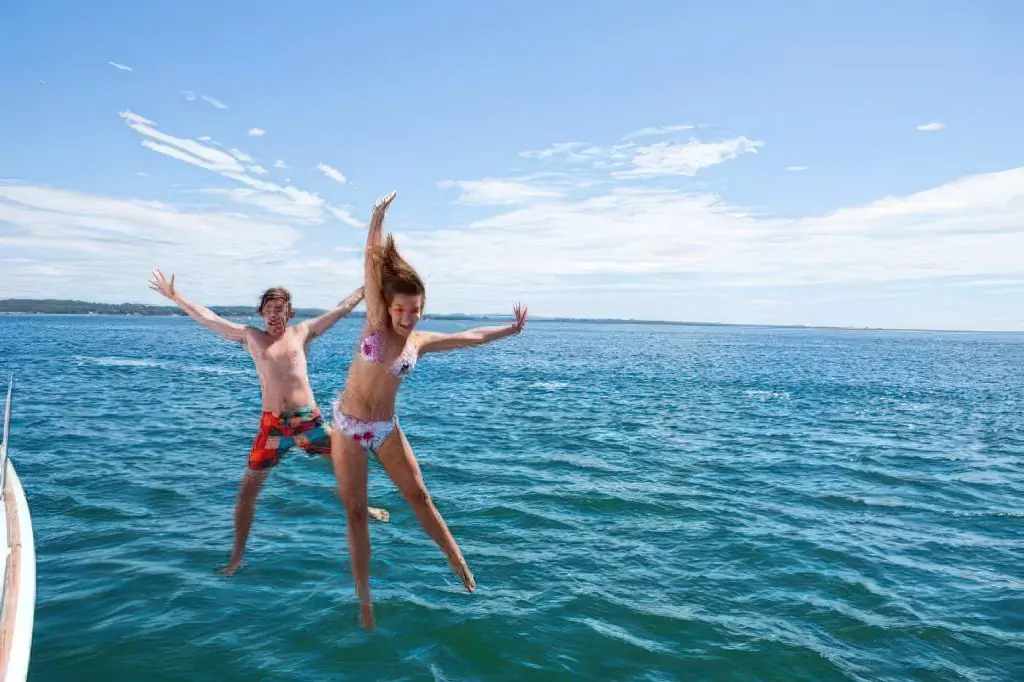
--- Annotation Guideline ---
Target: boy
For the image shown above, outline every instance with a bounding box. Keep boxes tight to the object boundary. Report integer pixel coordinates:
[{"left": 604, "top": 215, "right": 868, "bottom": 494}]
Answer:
[{"left": 148, "top": 269, "right": 388, "bottom": 576}]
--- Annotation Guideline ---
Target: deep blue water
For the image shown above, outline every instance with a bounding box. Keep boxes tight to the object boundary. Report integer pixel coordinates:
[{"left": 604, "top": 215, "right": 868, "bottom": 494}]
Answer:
[{"left": 0, "top": 315, "right": 1022, "bottom": 681}]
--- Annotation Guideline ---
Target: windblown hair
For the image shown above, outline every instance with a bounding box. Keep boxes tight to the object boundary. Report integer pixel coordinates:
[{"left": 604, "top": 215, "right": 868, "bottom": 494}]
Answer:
[
  {"left": 373, "top": 234, "right": 426, "bottom": 311},
  {"left": 257, "top": 286, "right": 293, "bottom": 315}
]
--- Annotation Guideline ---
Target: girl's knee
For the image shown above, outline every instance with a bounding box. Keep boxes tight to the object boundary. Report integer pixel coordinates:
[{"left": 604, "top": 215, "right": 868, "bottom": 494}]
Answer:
[
  {"left": 407, "top": 484, "right": 431, "bottom": 509},
  {"left": 345, "top": 502, "right": 368, "bottom": 524}
]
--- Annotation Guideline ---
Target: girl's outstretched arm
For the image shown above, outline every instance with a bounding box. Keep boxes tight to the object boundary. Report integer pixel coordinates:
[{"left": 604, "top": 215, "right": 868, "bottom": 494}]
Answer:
[
  {"left": 363, "top": 191, "right": 396, "bottom": 330},
  {"left": 417, "top": 303, "right": 527, "bottom": 354}
]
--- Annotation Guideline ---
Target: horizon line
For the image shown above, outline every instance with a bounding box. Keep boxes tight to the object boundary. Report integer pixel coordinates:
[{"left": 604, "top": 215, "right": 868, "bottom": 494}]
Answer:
[{"left": 0, "top": 297, "right": 1020, "bottom": 335}]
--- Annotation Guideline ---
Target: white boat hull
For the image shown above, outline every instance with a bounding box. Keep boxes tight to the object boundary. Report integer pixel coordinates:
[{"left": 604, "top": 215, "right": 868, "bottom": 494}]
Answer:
[{"left": 0, "top": 377, "right": 34, "bottom": 682}]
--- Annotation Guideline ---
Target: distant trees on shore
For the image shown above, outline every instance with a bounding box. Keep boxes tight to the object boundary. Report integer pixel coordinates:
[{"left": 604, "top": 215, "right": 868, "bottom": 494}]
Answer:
[{"left": 0, "top": 298, "right": 331, "bottom": 318}]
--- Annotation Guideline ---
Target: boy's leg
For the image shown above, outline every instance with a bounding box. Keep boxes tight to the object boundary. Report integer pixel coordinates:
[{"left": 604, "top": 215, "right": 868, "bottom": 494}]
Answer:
[
  {"left": 222, "top": 412, "right": 284, "bottom": 576},
  {"left": 221, "top": 468, "right": 270, "bottom": 576}
]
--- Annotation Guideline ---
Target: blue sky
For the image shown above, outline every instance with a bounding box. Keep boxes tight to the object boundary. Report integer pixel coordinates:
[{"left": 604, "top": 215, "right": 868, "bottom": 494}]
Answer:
[{"left": 2, "top": 0, "right": 1023, "bottom": 330}]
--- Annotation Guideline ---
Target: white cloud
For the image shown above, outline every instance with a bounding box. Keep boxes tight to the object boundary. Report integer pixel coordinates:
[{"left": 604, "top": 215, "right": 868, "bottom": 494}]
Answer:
[
  {"left": 622, "top": 124, "right": 695, "bottom": 140},
  {"left": 0, "top": 182, "right": 364, "bottom": 307},
  {"left": 248, "top": 128, "right": 266, "bottom": 137},
  {"left": 317, "top": 163, "right": 347, "bottom": 184},
  {"left": 516, "top": 129, "right": 760, "bottom": 181},
  {"left": 274, "top": 160, "right": 289, "bottom": 169},
  {"left": 118, "top": 111, "right": 358, "bottom": 225},
  {"left": 5, "top": 162, "right": 1024, "bottom": 328},
  {"left": 518, "top": 141, "right": 633, "bottom": 166},
  {"left": 119, "top": 110, "right": 154, "bottom": 126},
  {"left": 7, "top": 116, "right": 1023, "bottom": 330},
  {"left": 201, "top": 188, "right": 320, "bottom": 220},
  {"left": 120, "top": 111, "right": 246, "bottom": 173},
  {"left": 917, "top": 122, "right": 945, "bottom": 132},
  {"left": 181, "top": 91, "right": 226, "bottom": 109},
  {"left": 437, "top": 179, "right": 563, "bottom": 205},
  {"left": 786, "top": 166, "right": 808, "bottom": 172},
  {"left": 108, "top": 61, "right": 132, "bottom": 72},
  {"left": 519, "top": 142, "right": 588, "bottom": 160},
  {"left": 200, "top": 95, "right": 228, "bottom": 110},
  {"left": 228, "top": 148, "right": 254, "bottom": 163},
  {"left": 403, "top": 163, "right": 1024, "bottom": 328},
  {"left": 612, "top": 136, "right": 764, "bottom": 179},
  {"left": 328, "top": 206, "right": 362, "bottom": 228}
]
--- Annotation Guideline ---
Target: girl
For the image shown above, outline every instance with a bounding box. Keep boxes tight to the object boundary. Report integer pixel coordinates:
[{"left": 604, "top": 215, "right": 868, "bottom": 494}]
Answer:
[{"left": 330, "top": 191, "right": 527, "bottom": 630}]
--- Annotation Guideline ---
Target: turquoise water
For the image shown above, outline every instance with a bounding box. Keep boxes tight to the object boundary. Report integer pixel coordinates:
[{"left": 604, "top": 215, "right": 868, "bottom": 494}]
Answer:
[{"left": 1, "top": 315, "right": 1021, "bottom": 681}]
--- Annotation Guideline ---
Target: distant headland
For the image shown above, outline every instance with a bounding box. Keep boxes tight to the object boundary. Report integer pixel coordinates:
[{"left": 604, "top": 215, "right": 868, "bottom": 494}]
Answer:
[
  {"left": 0, "top": 297, "right": 520, "bottom": 322},
  {"left": 0, "top": 298, "right": 977, "bottom": 333},
  {"left": 0, "top": 297, "right": 723, "bottom": 326},
  {"left": 1, "top": 298, "right": 418, "bottom": 319}
]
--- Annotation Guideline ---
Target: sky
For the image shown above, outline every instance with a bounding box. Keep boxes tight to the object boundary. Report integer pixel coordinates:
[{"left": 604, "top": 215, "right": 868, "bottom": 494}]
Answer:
[{"left": 1, "top": 0, "right": 1023, "bottom": 331}]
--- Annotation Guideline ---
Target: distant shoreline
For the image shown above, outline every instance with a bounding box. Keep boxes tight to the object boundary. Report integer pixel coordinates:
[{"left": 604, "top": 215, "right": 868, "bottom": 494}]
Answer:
[{"left": 0, "top": 298, "right": 1014, "bottom": 334}]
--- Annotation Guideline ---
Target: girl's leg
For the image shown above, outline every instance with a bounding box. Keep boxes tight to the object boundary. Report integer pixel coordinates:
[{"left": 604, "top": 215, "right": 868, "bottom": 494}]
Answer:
[
  {"left": 376, "top": 425, "right": 476, "bottom": 593},
  {"left": 330, "top": 429, "right": 375, "bottom": 629}
]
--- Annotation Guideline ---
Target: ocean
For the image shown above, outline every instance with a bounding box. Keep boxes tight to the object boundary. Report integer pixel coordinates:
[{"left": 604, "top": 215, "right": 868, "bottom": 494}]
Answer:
[{"left": 0, "top": 314, "right": 1021, "bottom": 681}]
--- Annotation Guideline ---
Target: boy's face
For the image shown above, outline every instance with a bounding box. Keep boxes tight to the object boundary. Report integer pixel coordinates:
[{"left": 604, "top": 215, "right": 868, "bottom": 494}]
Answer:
[{"left": 261, "top": 298, "right": 292, "bottom": 337}]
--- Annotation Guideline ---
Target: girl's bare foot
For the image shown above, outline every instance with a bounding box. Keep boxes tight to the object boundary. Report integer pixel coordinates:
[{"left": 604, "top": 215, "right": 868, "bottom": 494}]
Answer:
[
  {"left": 368, "top": 506, "right": 390, "bottom": 523},
  {"left": 220, "top": 558, "right": 244, "bottom": 577},
  {"left": 359, "top": 601, "right": 375, "bottom": 631},
  {"left": 448, "top": 556, "right": 476, "bottom": 593}
]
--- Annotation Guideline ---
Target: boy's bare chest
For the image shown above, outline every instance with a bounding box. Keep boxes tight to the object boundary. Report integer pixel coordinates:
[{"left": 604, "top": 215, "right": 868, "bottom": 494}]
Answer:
[{"left": 250, "top": 332, "right": 306, "bottom": 367}]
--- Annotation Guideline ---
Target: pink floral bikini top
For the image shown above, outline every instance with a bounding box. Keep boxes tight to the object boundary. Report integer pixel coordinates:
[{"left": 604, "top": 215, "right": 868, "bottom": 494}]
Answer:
[{"left": 360, "top": 330, "right": 418, "bottom": 378}]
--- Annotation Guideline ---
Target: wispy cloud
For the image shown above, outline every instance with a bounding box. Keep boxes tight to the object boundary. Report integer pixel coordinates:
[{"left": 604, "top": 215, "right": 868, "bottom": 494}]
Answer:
[
  {"left": 201, "top": 188, "right": 321, "bottom": 220},
  {"left": 519, "top": 142, "right": 588, "bottom": 160},
  {"left": 8, "top": 116, "right": 1024, "bottom": 329},
  {"left": 118, "top": 111, "right": 358, "bottom": 225},
  {"left": 515, "top": 128, "right": 758, "bottom": 180},
  {"left": 622, "top": 124, "right": 695, "bottom": 140},
  {"left": 119, "top": 110, "right": 154, "bottom": 126},
  {"left": 917, "top": 121, "right": 945, "bottom": 132},
  {"left": 248, "top": 128, "right": 266, "bottom": 137},
  {"left": 200, "top": 95, "right": 228, "bottom": 110},
  {"left": 183, "top": 91, "right": 228, "bottom": 110},
  {"left": 786, "top": 166, "right": 808, "bottom": 172},
  {"left": 0, "top": 182, "right": 364, "bottom": 306},
  {"left": 518, "top": 141, "right": 632, "bottom": 165},
  {"left": 228, "top": 148, "right": 254, "bottom": 163},
  {"left": 437, "top": 178, "right": 563, "bottom": 205},
  {"left": 612, "top": 136, "right": 764, "bottom": 179},
  {"left": 108, "top": 61, "right": 133, "bottom": 72},
  {"left": 328, "top": 205, "right": 362, "bottom": 228},
  {"left": 274, "top": 160, "right": 288, "bottom": 169},
  {"left": 317, "top": 163, "right": 347, "bottom": 184},
  {"left": 405, "top": 164, "right": 1024, "bottom": 326}
]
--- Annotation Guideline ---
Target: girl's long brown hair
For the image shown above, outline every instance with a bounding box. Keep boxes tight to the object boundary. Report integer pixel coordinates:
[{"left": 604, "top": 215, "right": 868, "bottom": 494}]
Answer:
[{"left": 373, "top": 234, "right": 426, "bottom": 310}]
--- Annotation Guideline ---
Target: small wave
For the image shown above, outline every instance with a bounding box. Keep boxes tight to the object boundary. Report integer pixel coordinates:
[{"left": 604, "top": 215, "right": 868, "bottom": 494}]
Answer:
[
  {"left": 529, "top": 380, "right": 572, "bottom": 391},
  {"left": 179, "top": 364, "right": 246, "bottom": 376},
  {"left": 744, "top": 389, "right": 791, "bottom": 401},
  {"left": 76, "top": 356, "right": 244, "bottom": 375},
  {"left": 78, "top": 356, "right": 163, "bottom": 368},
  {"left": 571, "top": 616, "right": 675, "bottom": 655}
]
